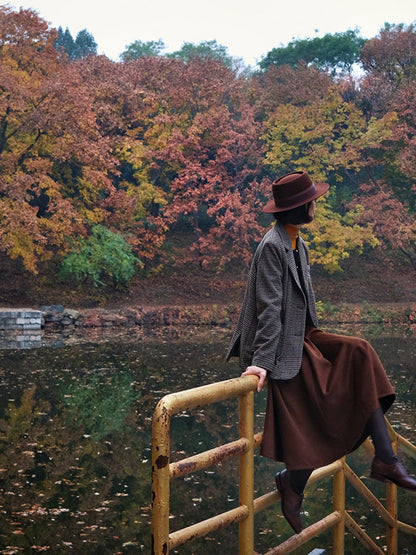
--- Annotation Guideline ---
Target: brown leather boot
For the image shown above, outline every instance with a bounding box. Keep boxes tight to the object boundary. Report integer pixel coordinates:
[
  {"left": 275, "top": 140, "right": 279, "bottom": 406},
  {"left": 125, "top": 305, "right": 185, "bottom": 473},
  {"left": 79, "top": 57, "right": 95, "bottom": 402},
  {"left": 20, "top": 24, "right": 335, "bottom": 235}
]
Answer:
[
  {"left": 370, "top": 457, "right": 416, "bottom": 491},
  {"left": 275, "top": 470, "right": 304, "bottom": 533}
]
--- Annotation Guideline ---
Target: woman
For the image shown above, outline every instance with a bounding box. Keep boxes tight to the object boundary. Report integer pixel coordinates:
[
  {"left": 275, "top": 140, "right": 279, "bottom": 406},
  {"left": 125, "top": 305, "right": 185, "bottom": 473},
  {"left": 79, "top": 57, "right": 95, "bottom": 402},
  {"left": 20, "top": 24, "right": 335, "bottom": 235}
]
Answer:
[{"left": 227, "top": 171, "right": 416, "bottom": 534}]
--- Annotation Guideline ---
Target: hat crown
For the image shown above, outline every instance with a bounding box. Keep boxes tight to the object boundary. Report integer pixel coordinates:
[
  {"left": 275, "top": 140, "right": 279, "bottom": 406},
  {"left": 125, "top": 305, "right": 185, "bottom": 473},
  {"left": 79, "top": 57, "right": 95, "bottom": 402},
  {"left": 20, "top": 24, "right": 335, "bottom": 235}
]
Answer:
[{"left": 263, "top": 171, "right": 329, "bottom": 213}]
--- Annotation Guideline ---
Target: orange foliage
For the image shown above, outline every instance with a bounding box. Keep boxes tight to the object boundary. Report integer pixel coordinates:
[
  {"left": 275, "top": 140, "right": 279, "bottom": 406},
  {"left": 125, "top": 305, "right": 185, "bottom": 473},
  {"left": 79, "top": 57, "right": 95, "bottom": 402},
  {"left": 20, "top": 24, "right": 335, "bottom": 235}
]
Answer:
[
  {"left": 1, "top": 6, "right": 416, "bottom": 278},
  {"left": 0, "top": 6, "right": 115, "bottom": 272}
]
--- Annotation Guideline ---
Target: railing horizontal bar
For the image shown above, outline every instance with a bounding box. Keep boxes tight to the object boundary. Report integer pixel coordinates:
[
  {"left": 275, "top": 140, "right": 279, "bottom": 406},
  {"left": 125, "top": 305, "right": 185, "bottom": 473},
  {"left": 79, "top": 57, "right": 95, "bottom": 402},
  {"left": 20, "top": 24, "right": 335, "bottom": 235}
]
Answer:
[
  {"left": 253, "top": 490, "right": 280, "bottom": 514},
  {"left": 344, "top": 464, "right": 395, "bottom": 527},
  {"left": 169, "top": 505, "right": 249, "bottom": 549},
  {"left": 362, "top": 437, "right": 376, "bottom": 457},
  {"left": 169, "top": 438, "right": 249, "bottom": 479},
  {"left": 344, "top": 512, "right": 385, "bottom": 554},
  {"left": 398, "top": 434, "right": 416, "bottom": 458},
  {"left": 386, "top": 418, "right": 398, "bottom": 442},
  {"left": 154, "top": 376, "right": 259, "bottom": 418},
  {"left": 398, "top": 519, "right": 416, "bottom": 536},
  {"left": 263, "top": 511, "right": 341, "bottom": 555},
  {"left": 307, "top": 460, "right": 344, "bottom": 484}
]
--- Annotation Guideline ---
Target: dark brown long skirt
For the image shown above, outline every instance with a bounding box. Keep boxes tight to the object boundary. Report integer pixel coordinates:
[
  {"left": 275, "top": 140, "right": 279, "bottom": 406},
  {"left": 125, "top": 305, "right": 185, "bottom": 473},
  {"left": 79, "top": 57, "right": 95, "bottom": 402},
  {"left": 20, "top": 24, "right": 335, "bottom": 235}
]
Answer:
[{"left": 260, "top": 327, "right": 395, "bottom": 470}]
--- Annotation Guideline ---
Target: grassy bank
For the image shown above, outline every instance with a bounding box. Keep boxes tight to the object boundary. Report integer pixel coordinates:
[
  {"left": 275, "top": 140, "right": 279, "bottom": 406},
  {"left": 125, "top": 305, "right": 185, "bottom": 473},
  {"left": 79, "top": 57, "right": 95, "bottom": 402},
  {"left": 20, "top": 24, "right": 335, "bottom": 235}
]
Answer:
[{"left": 2, "top": 251, "right": 416, "bottom": 328}]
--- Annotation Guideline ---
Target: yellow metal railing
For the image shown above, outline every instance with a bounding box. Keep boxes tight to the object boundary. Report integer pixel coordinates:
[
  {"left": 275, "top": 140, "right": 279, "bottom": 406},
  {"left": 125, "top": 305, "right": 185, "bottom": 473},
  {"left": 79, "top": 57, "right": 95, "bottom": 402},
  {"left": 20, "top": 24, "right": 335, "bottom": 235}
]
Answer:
[{"left": 151, "top": 376, "right": 416, "bottom": 554}]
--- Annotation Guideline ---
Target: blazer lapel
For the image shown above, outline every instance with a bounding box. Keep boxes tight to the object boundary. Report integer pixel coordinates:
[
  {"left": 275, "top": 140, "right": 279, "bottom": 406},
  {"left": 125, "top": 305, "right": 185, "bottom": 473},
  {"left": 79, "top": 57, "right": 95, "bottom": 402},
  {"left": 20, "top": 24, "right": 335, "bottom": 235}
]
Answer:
[{"left": 298, "top": 240, "right": 309, "bottom": 271}]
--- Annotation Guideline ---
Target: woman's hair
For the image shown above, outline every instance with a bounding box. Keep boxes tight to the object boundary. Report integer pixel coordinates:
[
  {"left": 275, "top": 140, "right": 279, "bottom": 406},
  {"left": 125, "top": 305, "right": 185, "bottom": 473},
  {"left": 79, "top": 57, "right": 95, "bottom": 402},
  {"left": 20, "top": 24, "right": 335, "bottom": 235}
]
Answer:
[{"left": 274, "top": 202, "right": 313, "bottom": 225}]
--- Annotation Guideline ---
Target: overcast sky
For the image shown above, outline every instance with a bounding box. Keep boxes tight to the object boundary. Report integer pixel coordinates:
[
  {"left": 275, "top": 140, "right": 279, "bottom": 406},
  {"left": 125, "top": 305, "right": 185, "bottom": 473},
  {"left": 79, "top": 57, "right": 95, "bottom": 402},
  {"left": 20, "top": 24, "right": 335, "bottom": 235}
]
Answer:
[{"left": 4, "top": 0, "right": 416, "bottom": 66}]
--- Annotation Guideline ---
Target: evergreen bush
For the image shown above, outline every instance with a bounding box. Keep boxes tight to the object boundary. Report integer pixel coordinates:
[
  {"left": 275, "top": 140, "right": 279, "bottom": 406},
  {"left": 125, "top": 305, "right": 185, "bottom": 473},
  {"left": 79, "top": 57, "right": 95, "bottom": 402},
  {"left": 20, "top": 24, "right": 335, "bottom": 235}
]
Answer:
[{"left": 60, "top": 225, "right": 139, "bottom": 287}]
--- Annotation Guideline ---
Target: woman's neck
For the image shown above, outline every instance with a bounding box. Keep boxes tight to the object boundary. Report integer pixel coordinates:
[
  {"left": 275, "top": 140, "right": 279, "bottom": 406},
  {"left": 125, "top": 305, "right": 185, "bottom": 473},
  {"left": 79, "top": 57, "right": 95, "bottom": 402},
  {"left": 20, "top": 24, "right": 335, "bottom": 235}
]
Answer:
[{"left": 284, "top": 224, "right": 299, "bottom": 250}]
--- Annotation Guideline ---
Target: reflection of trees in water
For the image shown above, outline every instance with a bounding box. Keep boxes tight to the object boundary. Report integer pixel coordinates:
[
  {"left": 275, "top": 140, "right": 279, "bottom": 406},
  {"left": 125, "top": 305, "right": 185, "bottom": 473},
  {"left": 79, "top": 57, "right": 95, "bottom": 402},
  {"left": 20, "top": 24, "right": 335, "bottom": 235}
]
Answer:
[
  {"left": 0, "top": 327, "right": 415, "bottom": 552},
  {"left": 0, "top": 374, "right": 150, "bottom": 552},
  {"left": 62, "top": 371, "right": 137, "bottom": 440}
]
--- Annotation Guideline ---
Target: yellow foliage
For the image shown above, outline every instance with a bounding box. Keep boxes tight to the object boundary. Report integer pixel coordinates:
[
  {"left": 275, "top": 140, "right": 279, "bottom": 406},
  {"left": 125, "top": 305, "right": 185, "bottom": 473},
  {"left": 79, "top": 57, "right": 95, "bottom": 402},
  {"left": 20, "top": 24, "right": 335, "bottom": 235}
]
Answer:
[
  {"left": 263, "top": 91, "right": 367, "bottom": 180},
  {"left": 303, "top": 199, "right": 379, "bottom": 273},
  {"left": 115, "top": 139, "right": 168, "bottom": 218}
]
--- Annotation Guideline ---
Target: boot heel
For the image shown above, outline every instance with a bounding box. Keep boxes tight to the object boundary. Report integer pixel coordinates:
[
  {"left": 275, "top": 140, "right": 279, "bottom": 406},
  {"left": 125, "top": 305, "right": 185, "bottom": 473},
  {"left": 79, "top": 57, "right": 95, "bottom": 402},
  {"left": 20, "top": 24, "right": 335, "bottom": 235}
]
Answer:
[{"left": 370, "top": 470, "right": 387, "bottom": 482}]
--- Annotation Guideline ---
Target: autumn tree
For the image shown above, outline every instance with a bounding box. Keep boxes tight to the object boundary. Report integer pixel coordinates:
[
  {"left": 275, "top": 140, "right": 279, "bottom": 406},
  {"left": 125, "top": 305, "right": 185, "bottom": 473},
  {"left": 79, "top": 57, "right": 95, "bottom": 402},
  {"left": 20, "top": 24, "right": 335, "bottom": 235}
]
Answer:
[
  {"left": 355, "top": 23, "right": 416, "bottom": 121},
  {"left": 389, "top": 82, "right": 416, "bottom": 184},
  {"left": 353, "top": 24, "right": 416, "bottom": 207},
  {"left": 0, "top": 7, "right": 115, "bottom": 273},
  {"left": 351, "top": 180, "right": 416, "bottom": 271},
  {"left": 360, "top": 23, "right": 416, "bottom": 84},
  {"left": 250, "top": 62, "right": 334, "bottom": 118},
  {"left": 74, "top": 55, "right": 170, "bottom": 263},
  {"left": 263, "top": 87, "right": 372, "bottom": 184},
  {"left": 262, "top": 84, "right": 389, "bottom": 271},
  {"left": 5, "top": 5, "right": 416, "bottom": 281},
  {"left": 76, "top": 54, "right": 268, "bottom": 270},
  {"left": 122, "top": 56, "right": 268, "bottom": 269}
]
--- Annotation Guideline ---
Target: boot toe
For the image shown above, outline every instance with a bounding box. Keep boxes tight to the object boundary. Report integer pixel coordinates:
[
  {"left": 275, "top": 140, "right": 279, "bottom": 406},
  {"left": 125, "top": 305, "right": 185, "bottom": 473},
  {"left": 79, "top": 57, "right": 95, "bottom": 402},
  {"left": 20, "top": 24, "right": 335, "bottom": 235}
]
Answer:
[{"left": 370, "top": 457, "right": 416, "bottom": 491}]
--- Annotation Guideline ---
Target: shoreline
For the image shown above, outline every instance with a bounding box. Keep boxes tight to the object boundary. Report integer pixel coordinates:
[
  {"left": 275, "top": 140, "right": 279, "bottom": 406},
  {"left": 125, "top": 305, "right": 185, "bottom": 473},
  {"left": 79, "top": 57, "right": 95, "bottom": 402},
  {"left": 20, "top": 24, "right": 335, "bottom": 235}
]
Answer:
[{"left": 37, "top": 301, "right": 416, "bottom": 330}]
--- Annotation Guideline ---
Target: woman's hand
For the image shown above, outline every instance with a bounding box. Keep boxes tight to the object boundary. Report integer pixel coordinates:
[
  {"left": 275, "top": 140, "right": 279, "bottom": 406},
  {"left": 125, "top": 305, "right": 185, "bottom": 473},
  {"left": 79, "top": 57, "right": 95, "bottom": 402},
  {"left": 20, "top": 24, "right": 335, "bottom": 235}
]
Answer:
[{"left": 241, "top": 365, "right": 267, "bottom": 392}]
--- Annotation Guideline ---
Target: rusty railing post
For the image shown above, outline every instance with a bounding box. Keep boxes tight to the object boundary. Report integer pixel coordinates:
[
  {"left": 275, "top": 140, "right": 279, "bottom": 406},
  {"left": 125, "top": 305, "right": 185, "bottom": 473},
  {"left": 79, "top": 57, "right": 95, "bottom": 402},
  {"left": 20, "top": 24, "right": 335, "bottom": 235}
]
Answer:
[
  {"left": 151, "top": 398, "right": 171, "bottom": 555},
  {"left": 332, "top": 456, "right": 346, "bottom": 554},
  {"left": 239, "top": 388, "right": 255, "bottom": 554},
  {"left": 386, "top": 428, "right": 398, "bottom": 555}
]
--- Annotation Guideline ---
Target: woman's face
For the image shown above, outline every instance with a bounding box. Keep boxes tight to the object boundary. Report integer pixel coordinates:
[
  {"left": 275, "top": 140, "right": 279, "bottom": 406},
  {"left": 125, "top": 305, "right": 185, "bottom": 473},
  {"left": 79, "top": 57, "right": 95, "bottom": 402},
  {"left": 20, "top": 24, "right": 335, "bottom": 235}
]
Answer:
[{"left": 307, "top": 200, "right": 316, "bottom": 221}]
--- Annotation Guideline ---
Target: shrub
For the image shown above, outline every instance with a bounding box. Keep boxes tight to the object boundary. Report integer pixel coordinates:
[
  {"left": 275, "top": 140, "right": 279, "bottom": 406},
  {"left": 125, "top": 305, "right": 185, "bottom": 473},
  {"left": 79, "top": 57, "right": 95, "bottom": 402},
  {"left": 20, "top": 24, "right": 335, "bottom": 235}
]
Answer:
[{"left": 60, "top": 225, "right": 140, "bottom": 287}]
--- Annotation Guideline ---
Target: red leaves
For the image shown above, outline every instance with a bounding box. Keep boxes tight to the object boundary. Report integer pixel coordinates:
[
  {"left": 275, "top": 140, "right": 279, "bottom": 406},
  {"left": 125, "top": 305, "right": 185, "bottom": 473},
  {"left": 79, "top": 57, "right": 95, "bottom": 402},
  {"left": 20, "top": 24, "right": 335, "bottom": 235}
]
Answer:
[
  {"left": 3, "top": 6, "right": 416, "bottom": 277},
  {"left": 0, "top": 8, "right": 115, "bottom": 272}
]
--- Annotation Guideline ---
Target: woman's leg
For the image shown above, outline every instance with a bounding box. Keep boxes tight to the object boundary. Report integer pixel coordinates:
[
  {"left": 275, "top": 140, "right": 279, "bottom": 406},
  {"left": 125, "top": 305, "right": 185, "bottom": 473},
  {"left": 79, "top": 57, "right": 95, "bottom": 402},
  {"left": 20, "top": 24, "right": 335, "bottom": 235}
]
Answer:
[
  {"left": 367, "top": 407, "right": 416, "bottom": 491},
  {"left": 366, "top": 406, "right": 397, "bottom": 464},
  {"left": 275, "top": 468, "right": 313, "bottom": 533},
  {"left": 289, "top": 468, "right": 313, "bottom": 494}
]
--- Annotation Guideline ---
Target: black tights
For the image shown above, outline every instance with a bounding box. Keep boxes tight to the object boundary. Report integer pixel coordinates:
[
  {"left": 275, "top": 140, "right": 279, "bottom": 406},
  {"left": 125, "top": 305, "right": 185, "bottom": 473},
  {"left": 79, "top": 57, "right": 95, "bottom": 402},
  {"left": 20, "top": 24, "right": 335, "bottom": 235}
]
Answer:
[
  {"left": 365, "top": 406, "right": 396, "bottom": 464},
  {"left": 287, "top": 405, "right": 396, "bottom": 495}
]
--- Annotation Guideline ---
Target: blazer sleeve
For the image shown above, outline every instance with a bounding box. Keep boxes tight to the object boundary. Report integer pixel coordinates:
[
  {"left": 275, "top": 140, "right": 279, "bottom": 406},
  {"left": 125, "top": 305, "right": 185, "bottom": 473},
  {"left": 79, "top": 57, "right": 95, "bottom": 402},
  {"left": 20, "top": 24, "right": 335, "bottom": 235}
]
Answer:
[{"left": 251, "top": 241, "right": 284, "bottom": 373}]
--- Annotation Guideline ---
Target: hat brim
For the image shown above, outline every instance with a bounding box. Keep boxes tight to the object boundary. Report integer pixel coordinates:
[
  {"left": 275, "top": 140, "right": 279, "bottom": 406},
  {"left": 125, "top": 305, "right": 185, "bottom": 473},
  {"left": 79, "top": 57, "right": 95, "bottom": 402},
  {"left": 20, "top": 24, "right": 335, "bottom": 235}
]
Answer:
[{"left": 262, "top": 181, "right": 330, "bottom": 213}]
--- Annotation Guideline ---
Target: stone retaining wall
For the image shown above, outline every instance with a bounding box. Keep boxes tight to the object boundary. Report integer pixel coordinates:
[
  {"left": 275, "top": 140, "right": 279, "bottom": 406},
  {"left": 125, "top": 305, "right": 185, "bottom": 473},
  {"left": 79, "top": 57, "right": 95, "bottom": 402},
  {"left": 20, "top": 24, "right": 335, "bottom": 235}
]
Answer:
[
  {"left": 0, "top": 309, "right": 42, "bottom": 330},
  {"left": 0, "top": 309, "right": 43, "bottom": 348}
]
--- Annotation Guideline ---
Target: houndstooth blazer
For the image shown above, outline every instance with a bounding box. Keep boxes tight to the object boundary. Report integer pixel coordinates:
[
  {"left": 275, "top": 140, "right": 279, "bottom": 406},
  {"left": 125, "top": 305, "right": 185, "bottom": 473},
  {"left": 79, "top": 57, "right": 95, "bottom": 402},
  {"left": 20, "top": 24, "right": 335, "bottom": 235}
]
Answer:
[{"left": 226, "top": 221, "right": 318, "bottom": 380}]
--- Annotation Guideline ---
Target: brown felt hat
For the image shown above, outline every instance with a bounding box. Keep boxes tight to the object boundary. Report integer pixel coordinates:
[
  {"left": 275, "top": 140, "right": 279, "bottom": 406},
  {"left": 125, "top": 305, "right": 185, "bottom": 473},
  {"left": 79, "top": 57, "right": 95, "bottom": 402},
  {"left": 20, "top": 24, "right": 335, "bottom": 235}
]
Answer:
[{"left": 263, "top": 171, "right": 329, "bottom": 213}]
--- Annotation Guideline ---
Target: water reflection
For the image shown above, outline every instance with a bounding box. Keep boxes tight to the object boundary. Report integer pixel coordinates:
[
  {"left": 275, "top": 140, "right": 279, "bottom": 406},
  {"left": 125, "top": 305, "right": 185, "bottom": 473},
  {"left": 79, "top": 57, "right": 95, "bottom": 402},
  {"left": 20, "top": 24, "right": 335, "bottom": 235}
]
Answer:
[
  {"left": 0, "top": 330, "right": 42, "bottom": 350},
  {"left": 0, "top": 324, "right": 415, "bottom": 553}
]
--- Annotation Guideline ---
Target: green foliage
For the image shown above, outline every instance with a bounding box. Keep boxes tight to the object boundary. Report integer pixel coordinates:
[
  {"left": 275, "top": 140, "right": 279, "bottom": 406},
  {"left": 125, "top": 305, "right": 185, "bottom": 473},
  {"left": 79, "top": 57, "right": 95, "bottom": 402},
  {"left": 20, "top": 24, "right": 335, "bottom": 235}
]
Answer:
[
  {"left": 168, "top": 40, "right": 236, "bottom": 68},
  {"left": 54, "top": 26, "right": 75, "bottom": 55},
  {"left": 62, "top": 372, "right": 138, "bottom": 441},
  {"left": 361, "top": 300, "right": 384, "bottom": 322},
  {"left": 260, "top": 29, "right": 366, "bottom": 73},
  {"left": 60, "top": 225, "right": 140, "bottom": 287},
  {"left": 315, "top": 300, "right": 341, "bottom": 319},
  {"left": 55, "top": 26, "right": 97, "bottom": 59},
  {"left": 120, "top": 39, "right": 166, "bottom": 61}
]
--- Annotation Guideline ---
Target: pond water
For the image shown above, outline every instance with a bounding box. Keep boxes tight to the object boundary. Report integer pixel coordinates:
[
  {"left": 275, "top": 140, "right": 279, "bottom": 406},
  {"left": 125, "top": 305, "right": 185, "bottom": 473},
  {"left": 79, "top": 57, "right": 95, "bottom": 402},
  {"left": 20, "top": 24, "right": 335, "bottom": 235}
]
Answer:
[{"left": 0, "top": 324, "right": 415, "bottom": 554}]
